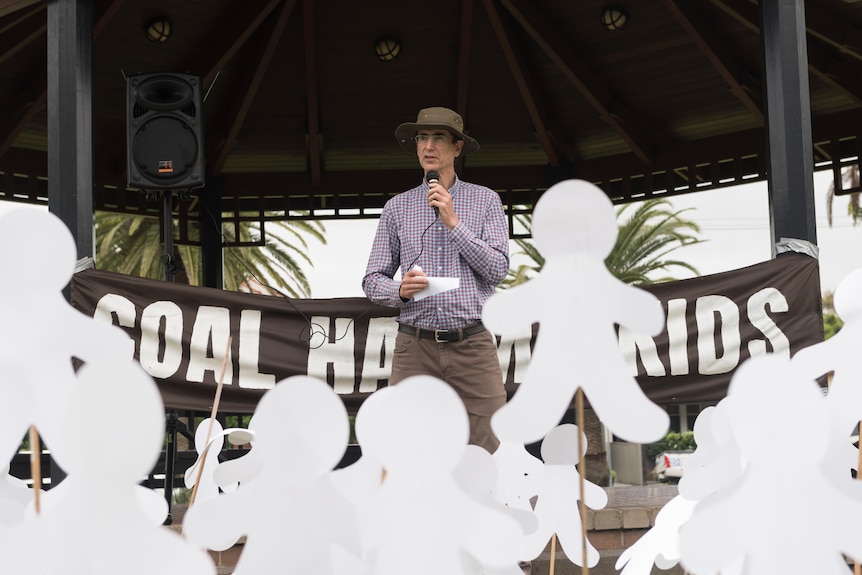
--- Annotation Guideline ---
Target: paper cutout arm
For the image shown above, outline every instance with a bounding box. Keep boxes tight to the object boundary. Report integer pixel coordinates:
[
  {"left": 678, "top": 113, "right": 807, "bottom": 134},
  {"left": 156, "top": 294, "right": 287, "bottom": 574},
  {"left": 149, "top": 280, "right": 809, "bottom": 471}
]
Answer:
[{"left": 613, "top": 283, "right": 665, "bottom": 336}]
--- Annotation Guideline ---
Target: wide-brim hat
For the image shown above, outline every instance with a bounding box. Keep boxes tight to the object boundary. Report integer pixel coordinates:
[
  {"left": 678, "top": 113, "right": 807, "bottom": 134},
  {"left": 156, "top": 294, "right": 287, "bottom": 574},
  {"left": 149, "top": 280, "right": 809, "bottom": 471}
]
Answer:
[{"left": 394, "top": 107, "right": 479, "bottom": 155}]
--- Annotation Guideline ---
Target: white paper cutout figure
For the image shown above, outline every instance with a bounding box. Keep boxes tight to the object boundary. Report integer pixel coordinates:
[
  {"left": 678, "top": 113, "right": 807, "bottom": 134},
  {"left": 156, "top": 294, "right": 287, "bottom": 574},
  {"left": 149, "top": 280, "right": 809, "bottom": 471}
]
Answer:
[
  {"left": 491, "top": 440, "right": 544, "bottom": 513},
  {"left": 483, "top": 180, "right": 669, "bottom": 444},
  {"left": 331, "top": 386, "right": 392, "bottom": 505},
  {"left": 0, "top": 208, "right": 132, "bottom": 468},
  {"left": 0, "top": 463, "right": 39, "bottom": 529},
  {"left": 182, "top": 375, "right": 360, "bottom": 575},
  {"left": 361, "top": 375, "right": 525, "bottom": 575},
  {"left": 212, "top": 425, "right": 261, "bottom": 490},
  {"left": 184, "top": 418, "right": 239, "bottom": 502},
  {"left": 615, "top": 494, "right": 696, "bottom": 575},
  {"left": 792, "top": 267, "right": 862, "bottom": 483},
  {"left": 520, "top": 423, "right": 608, "bottom": 567},
  {"left": 454, "top": 444, "right": 539, "bottom": 575},
  {"left": 184, "top": 418, "right": 225, "bottom": 502},
  {"left": 679, "top": 354, "right": 862, "bottom": 575},
  {"left": 34, "top": 468, "right": 169, "bottom": 527},
  {"left": 677, "top": 400, "right": 744, "bottom": 502},
  {"left": 0, "top": 358, "right": 214, "bottom": 575},
  {"left": 616, "top": 405, "right": 741, "bottom": 575}
]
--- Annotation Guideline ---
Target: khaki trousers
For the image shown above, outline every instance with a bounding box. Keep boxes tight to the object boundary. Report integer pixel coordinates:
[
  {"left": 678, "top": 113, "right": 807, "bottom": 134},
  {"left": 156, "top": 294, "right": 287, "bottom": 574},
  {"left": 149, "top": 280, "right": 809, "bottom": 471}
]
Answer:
[{"left": 389, "top": 329, "right": 507, "bottom": 453}]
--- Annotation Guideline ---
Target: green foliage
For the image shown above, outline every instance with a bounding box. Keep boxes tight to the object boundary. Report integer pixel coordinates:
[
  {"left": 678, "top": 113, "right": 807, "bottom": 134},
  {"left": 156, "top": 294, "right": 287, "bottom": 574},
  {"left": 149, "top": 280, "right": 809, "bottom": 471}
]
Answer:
[
  {"left": 822, "top": 291, "right": 843, "bottom": 340},
  {"left": 94, "top": 211, "right": 326, "bottom": 297},
  {"left": 173, "top": 487, "right": 192, "bottom": 505},
  {"left": 606, "top": 199, "right": 703, "bottom": 286},
  {"left": 501, "top": 198, "right": 703, "bottom": 288},
  {"left": 223, "top": 415, "right": 253, "bottom": 429},
  {"left": 644, "top": 430, "right": 697, "bottom": 460},
  {"left": 823, "top": 312, "right": 844, "bottom": 340}
]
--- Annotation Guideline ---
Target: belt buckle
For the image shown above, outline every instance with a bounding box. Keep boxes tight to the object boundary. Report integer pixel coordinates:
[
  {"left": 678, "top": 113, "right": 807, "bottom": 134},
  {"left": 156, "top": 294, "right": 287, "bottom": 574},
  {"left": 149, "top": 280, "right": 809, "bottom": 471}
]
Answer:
[{"left": 434, "top": 329, "right": 448, "bottom": 343}]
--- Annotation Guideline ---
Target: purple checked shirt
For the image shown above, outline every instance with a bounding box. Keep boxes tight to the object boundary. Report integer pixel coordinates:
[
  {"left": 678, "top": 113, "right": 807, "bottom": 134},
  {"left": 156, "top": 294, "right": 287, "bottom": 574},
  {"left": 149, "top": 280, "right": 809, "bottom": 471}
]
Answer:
[{"left": 362, "top": 176, "right": 510, "bottom": 330}]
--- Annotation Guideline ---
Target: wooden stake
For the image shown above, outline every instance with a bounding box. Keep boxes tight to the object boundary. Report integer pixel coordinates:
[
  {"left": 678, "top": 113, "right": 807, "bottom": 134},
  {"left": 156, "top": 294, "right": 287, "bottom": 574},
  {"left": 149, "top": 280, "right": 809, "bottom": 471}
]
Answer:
[
  {"left": 855, "top": 424, "right": 862, "bottom": 575},
  {"left": 577, "top": 387, "right": 589, "bottom": 575},
  {"left": 187, "top": 335, "right": 232, "bottom": 509},
  {"left": 549, "top": 532, "right": 557, "bottom": 575},
  {"left": 29, "top": 425, "right": 40, "bottom": 514}
]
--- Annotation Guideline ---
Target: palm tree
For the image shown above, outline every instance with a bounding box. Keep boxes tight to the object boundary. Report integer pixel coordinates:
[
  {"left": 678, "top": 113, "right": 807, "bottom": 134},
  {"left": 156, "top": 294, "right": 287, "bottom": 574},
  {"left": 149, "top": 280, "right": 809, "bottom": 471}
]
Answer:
[
  {"left": 825, "top": 165, "right": 860, "bottom": 227},
  {"left": 501, "top": 198, "right": 703, "bottom": 288},
  {"left": 95, "top": 211, "right": 325, "bottom": 298},
  {"left": 821, "top": 291, "right": 843, "bottom": 340}
]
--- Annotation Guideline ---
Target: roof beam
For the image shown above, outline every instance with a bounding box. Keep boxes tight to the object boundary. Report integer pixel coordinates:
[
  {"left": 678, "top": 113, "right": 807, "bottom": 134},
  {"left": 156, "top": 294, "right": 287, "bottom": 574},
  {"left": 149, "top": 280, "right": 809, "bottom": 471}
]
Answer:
[
  {"left": 190, "top": 0, "right": 284, "bottom": 88},
  {"left": 713, "top": 0, "right": 862, "bottom": 108},
  {"left": 807, "top": 40, "right": 862, "bottom": 107},
  {"left": 497, "top": 0, "right": 656, "bottom": 166},
  {"left": 804, "top": 1, "right": 862, "bottom": 63},
  {"left": 481, "top": 0, "right": 560, "bottom": 166},
  {"left": 0, "top": 4, "right": 44, "bottom": 160},
  {"left": 92, "top": 0, "right": 125, "bottom": 39},
  {"left": 660, "top": 0, "right": 763, "bottom": 123},
  {"left": 454, "top": 0, "right": 474, "bottom": 173},
  {"left": 210, "top": 0, "right": 296, "bottom": 175},
  {"left": 0, "top": 0, "right": 121, "bottom": 162},
  {"left": 0, "top": 3, "right": 43, "bottom": 66},
  {"left": 709, "top": 0, "right": 759, "bottom": 33},
  {"left": 455, "top": 0, "right": 474, "bottom": 119},
  {"left": 302, "top": 0, "right": 322, "bottom": 186},
  {"left": 0, "top": 70, "right": 45, "bottom": 158},
  {"left": 0, "top": 0, "right": 41, "bottom": 20}
]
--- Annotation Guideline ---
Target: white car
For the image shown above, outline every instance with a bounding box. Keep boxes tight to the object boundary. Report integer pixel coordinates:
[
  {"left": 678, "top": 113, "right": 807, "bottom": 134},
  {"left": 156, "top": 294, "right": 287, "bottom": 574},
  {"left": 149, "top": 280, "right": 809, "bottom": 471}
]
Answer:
[{"left": 654, "top": 450, "right": 693, "bottom": 483}]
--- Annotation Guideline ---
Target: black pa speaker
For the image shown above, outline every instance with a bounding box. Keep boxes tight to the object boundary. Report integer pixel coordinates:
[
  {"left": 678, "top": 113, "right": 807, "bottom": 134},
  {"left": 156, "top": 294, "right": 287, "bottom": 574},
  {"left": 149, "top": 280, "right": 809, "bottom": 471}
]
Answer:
[{"left": 126, "top": 72, "right": 205, "bottom": 190}]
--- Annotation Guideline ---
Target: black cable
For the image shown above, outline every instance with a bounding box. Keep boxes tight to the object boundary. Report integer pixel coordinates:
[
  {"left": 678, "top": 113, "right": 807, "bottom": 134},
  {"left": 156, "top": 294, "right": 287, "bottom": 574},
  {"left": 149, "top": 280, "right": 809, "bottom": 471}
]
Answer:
[
  {"left": 199, "top": 201, "right": 372, "bottom": 349},
  {"left": 405, "top": 214, "right": 438, "bottom": 271}
]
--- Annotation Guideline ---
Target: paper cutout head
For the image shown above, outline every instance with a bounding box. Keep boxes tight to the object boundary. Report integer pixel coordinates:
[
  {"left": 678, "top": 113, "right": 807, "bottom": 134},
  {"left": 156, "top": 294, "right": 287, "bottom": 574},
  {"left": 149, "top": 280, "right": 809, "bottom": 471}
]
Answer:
[
  {"left": 252, "top": 375, "right": 350, "bottom": 475},
  {"left": 0, "top": 208, "right": 76, "bottom": 296}
]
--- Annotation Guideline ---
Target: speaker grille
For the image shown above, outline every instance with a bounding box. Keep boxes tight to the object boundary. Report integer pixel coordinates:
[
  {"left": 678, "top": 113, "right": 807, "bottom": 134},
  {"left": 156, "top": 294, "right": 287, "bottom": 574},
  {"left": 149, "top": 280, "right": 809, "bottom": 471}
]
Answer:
[
  {"left": 133, "top": 102, "right": 196, "bottom": 119},
  {"left": 132, "top": 103, "right": 148, "bottom": 119},
  {"left": 131, "top": 116, "right": 199, "bottom": 184}
]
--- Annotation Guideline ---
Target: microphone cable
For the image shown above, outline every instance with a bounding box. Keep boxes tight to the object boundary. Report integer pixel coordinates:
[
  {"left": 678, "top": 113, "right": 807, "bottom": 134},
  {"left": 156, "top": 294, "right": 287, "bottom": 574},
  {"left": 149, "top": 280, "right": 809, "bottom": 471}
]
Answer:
[
  {"left": 405, "top": 171, "right": 441, "bottom": 271},
  {"left": 200, "top": 201, "right": 372, "bottom": 349}
]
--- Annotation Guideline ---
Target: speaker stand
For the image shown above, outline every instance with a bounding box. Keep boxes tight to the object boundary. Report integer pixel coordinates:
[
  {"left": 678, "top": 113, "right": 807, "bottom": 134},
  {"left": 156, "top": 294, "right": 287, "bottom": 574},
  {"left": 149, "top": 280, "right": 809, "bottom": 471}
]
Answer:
[{"left": 160, "top": 191, "right": 176, "bottom": 282}]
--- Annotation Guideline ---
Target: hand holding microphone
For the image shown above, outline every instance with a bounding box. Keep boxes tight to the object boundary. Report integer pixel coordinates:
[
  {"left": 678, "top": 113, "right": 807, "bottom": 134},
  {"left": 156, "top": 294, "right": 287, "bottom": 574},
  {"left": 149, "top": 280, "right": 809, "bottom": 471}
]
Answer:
[{"left": 426, "top": 170, "right": 440, "bottom": 217}]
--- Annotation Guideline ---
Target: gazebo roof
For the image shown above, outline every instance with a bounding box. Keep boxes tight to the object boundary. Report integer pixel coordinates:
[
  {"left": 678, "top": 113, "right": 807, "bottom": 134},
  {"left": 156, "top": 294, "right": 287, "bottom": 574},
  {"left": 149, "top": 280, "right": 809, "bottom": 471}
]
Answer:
[{"left": 0, "top": 0, "right": 860, "bottom": 225}]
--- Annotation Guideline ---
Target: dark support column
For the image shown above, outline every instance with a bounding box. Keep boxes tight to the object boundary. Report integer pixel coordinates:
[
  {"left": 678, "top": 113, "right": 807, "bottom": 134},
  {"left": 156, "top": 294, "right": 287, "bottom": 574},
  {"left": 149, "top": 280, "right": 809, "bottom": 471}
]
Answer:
[
  {"left": 46, "top": 0, "right": 94, "bottom": 488},
  {"left": 47, "top": 0, "right": 94, "bottom": 259},
  {"left": 760, "top": 0, "right": 817, "bottom": 251},
  {"left": 201, "top": 175, "right": 224, "bottom": 289}
]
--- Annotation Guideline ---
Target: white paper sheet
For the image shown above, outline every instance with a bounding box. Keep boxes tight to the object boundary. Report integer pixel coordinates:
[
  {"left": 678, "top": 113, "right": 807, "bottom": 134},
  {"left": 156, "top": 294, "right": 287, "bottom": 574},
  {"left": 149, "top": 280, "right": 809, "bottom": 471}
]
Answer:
[{"left": 414, "top": 277, "right": 460, "bottom": 300}]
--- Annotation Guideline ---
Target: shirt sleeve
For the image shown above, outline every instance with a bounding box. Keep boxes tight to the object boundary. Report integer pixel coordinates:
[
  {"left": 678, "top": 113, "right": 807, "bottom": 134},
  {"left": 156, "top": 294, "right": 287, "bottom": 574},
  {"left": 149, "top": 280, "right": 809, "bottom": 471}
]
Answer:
[
  {"left": 362, "top": 205, "right": 406, "bottom": 308},
  {"left": 448, "top": 190, "right": 510, "bottom": 286}
]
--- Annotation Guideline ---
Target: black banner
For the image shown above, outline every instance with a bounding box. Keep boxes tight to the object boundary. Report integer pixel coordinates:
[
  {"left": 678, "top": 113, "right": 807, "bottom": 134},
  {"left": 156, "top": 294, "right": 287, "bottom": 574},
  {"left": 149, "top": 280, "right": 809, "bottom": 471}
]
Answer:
[{"left": 70, "top": 253, "right": 823, "bottom": 413}]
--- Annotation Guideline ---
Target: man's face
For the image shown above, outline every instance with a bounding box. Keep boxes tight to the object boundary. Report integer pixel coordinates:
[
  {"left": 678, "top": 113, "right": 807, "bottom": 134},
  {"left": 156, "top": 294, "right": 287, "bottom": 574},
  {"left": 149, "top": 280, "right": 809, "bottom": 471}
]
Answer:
[{"left": 415, "top": 129, "right": 463, "bottom": 174}]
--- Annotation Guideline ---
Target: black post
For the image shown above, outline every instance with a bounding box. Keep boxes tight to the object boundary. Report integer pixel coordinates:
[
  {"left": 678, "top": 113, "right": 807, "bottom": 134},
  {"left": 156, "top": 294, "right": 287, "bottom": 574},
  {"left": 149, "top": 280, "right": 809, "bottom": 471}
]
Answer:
[
  {"left": 47, "top": 0, "right": 94, "bottom": 488},
  {"left": 200, "top": 175, "right": 224, "bottom": 289},
  {"left": 162, "top": 192, "right": 176, "bottom": 282},
  {"left": 760, "top": 0, "right": 818, "bottom": 250},
  {"left": 163, "top": 411, "right": 178, "bottom": 525}
]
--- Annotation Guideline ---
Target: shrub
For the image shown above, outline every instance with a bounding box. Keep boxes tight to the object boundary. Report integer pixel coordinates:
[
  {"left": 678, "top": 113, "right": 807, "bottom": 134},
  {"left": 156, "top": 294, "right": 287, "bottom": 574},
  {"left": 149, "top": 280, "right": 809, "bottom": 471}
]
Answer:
[{"left": 644, "top": 430, "right": 697, "bottom": 460}]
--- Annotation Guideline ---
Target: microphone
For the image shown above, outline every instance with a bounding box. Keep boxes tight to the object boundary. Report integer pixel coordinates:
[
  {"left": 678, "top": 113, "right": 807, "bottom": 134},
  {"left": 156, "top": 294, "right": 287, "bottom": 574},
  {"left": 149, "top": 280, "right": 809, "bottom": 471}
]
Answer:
[{"left": 426, "top": 170, "right": 440, "bottom": 217}]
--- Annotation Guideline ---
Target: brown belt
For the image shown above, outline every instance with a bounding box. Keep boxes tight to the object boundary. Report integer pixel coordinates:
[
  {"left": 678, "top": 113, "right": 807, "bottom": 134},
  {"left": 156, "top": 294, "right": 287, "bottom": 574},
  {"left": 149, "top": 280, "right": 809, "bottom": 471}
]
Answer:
[{"left": 398, "top": 322, "right": 487, "bottom": 343}]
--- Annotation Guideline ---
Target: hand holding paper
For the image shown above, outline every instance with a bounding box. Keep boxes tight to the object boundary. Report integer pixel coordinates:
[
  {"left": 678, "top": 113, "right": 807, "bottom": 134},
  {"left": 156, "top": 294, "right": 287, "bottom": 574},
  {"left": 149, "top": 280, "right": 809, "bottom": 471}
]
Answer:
[
  {"left": 414, "top": 277, "right": 460, "bottom": 300},
  {"left": 411, "top": 266, "right": 460, "bottom": 301}
]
